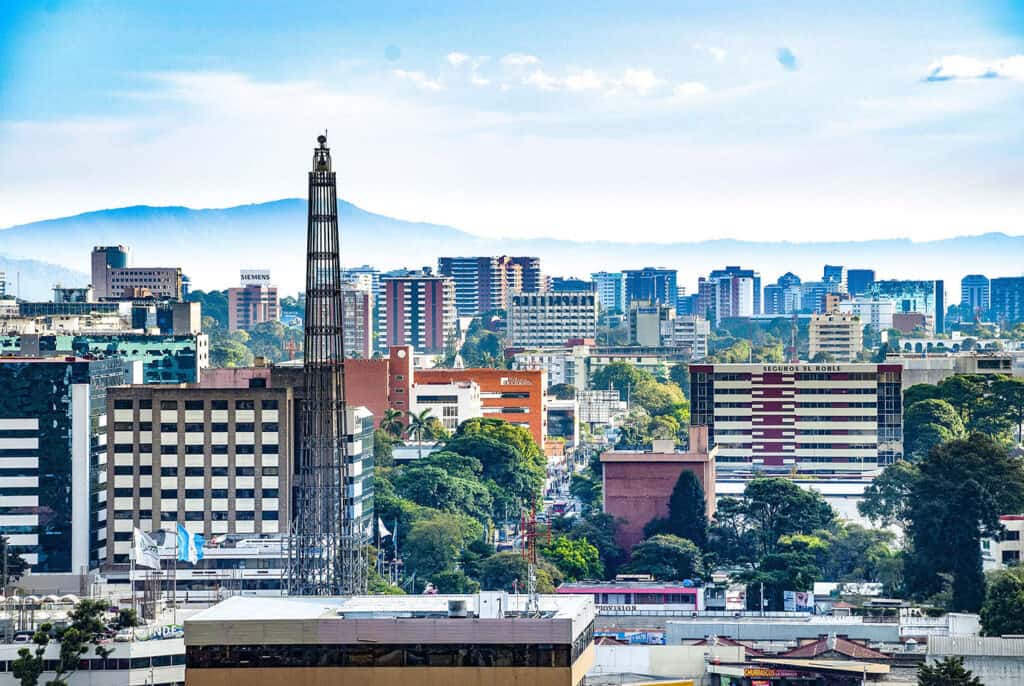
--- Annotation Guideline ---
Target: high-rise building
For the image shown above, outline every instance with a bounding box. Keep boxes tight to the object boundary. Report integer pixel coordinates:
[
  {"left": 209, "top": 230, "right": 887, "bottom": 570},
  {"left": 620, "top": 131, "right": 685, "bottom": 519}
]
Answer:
[
  {"left": 660, "top": 315, "right": 711, "bottom": 358},
  {"left": 341, "top": 284, "right": 373, "bottom": 359},
  {"left": 704, "top": 266, "right": 760, "bottom": 323},
  {"left": 838, "top": 296, "right": 896, "bottom": 332},
  {"left": 809, "top": 311, "right": 862, "bottom": 362},
  {"left": 0, "top": 357, "right": 133, "bottom": 581},
  {"left": 380, "top": 270, "right": 457, "bottom": 355},
  {"left": 623, "top": 267, "right": 678, "bottom": 309},
  {"left": 507, "top": 292, "right": 598, "bottom": 348},
  {"left": 961, "top": 274, "right": 991, "bottom": 320},
  {"left": 591, "top": 271, "right": 625, "bottom": 314},
  {"left": 847, "top": 269, "right": 876, "bottom": 297},
  {"left": 438, "top": 256, "right": 543, "bottom": 316},
  {"left": 340, "top": 265, "right": 380, "bottom": 294},
  {"left": 763, "top": 272, "right": 802, "bottom": 315},
  {"left": 90, "top": 245, "right": 129, "bottom": 299},
  {"left": 0, "top": 270, "right": 7, "bottom": 298},
  {"left": 227, "top": 269, "right": 280, "bottom": 332},
  {"left": 800, "top": 281, "right": 831, "bottom": 314},
  {"left": 822, "top": 265, "right": 848, "bottom": 295},
  {"left": 183, "top": 593, "right": 597, "bottom": 686},
  {"left": 550, "top": 277, "right": 594, "bottom": 293},
  {"left": 689, "top": 362, "right": 903, "bottom": 476},
  {"left": 628, "top": 299, "right": 673, "bottom": 347},
  {"left": 870, "top": 279, "right": 946, "bottom": 333},
  {"left": 990, "top": 277, "right": 1024, "bottom": 324},
  {"left": 105, "top": 383, "right": 297, "bottom": 563}
]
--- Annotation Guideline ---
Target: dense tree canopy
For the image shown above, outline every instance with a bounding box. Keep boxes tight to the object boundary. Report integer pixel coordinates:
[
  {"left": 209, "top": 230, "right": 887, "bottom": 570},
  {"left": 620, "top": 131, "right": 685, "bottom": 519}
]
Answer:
[
  {"left": 623, "top": 535, "right": 703, "bottom": 580},
  {"left": 981, "top": 566, "right": 1024, "bottom": 637}
]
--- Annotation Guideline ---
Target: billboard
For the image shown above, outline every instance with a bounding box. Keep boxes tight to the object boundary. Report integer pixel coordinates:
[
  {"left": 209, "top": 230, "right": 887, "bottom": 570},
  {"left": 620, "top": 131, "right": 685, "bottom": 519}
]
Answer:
[
  {"left": 240, "top": 269, "right": 272, "bottom": 286},
  {"left": 783, "top": 590, "right": 815, "bottom": 613}
]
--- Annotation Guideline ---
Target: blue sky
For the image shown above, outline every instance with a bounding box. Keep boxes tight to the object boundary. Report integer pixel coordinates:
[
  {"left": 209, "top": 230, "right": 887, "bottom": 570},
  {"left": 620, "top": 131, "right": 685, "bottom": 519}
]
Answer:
[{"left": 1, "top": 0, "right": 1023, "bottom": 243}]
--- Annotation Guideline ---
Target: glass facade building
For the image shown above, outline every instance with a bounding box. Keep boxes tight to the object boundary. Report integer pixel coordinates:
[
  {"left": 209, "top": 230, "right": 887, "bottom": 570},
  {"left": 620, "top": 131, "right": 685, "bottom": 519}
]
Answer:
[{"left": 0, "top": 357, "right": 130, "bottom": 574}]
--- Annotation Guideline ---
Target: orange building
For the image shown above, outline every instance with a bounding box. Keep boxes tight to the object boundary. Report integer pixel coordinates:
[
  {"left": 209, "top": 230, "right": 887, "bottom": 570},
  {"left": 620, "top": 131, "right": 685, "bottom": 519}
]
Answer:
[{"left": 415, "top": 367, "right": 547, "bottom": 446}]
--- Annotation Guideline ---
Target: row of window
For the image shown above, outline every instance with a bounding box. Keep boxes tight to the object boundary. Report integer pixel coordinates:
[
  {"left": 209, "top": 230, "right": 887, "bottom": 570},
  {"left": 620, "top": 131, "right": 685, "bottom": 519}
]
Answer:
[
  {"left": 113, "top": 399, "right": 278, "bottom": 410},
  {"left": 114, "top": 422, "right": 278, "bottom": 432},
  {"left": 0, "top": 655, "right": 185, "bottom": 672},
  {"left": 113, "top": 510, "right": 278, "bottom": 522},
  {"left": 113, "top": 488, "right": 278, "bottom": 499},
  {"left": 187, "top": 643, "right": 577, "bottom": 669},
  {"left": 113, "top": 466, "right": 279, "bottom": 476},
  {"left": 114, "top": 444, "right": 278, "bottom": 454}
]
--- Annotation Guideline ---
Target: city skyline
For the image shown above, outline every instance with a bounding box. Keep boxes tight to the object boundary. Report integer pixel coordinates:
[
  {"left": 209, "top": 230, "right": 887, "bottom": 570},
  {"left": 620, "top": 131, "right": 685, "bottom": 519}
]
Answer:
[{"left": 2, "top": 1, "right": 1023, "bottom": 243}]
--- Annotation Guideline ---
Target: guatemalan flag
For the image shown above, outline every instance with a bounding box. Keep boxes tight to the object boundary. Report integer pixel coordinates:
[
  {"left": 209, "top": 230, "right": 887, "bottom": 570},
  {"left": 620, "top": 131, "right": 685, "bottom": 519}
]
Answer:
[{"left": 176, "top": 523, "right": 205, "bottom": 564}]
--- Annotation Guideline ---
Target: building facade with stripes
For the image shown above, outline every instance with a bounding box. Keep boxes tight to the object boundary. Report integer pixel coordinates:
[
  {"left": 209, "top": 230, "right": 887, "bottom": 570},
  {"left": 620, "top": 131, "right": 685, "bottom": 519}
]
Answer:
[
  {"left": 0, "top": 357, "right": 134, "bottom": 579},
  {"left": 689, "top": 363, "right": 902, "bottom": 476}
]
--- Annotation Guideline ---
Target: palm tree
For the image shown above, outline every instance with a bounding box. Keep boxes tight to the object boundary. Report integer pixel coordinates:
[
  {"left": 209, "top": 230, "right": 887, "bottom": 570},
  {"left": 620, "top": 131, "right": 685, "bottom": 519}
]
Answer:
[
  {"left": 405, "top": 409, "right": 436, "bottom": 458},
  {"left": 380, "top": 408, "right": 405, "bottom": 439}
]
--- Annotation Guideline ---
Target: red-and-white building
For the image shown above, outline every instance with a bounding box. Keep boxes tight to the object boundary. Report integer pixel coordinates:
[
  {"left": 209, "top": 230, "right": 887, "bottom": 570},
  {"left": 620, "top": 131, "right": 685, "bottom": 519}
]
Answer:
[
  {"left": 227, "top": 269, "right": 279, "bottom": 332},
  {"left": 557, "top": 580, "right": 705, "bottom": 613},
  {"left": 379, "top": 270, "right": 456, "bottom": 355},
  {"left": 689, "top": 363, "right": 903, "bottom": 476}
]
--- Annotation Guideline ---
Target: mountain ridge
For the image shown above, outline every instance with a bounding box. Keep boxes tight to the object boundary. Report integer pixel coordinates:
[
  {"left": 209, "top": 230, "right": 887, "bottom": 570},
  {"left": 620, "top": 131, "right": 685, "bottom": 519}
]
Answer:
[{"left": 2, "top": 199, "right": 1022, "bottom": 298}]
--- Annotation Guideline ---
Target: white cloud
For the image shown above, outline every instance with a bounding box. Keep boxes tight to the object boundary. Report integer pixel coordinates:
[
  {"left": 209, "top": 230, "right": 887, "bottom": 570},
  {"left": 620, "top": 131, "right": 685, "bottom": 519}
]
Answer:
[
  {"left": 925, "top": 55, "right": 1024, "bottom": 81},
  {"left": 392, "top": 69, "right": 443, "bottom": 91},
  {"left": 502, "top": 53, "right": 540, "bottom": 67},
  {"left": 446, "top": 51, "right": 471, "bottom": 66},
  {"left": 613, "top": 69, "right": 665, "bottom": 95},
  {"left": 565, "top": 69, "right": 603, "bottom": 92},
  {"left": 674, "top": 81, "right": 707, "bottom": 97},
  {"left": 524, "top": 69, "right": 562, "bottom": 91},
  {"left": 470, "top": 74, "right": 491, "bottom": 87},
  {"left": 709, "top": 47, "right": 727, "bottom": 63}
]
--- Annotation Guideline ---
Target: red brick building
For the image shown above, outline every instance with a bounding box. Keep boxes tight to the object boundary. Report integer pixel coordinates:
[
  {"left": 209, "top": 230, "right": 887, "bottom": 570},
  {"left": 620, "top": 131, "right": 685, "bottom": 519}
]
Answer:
[{"left": 601, "top": 427, "right": 716, "bottom": 552}]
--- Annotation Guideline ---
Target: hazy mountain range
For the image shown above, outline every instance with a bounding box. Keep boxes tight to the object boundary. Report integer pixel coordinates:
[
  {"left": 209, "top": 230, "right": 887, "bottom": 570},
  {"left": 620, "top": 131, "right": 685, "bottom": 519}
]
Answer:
[{"left": 2, "top": 199, "right": 1022, "bottom": 301}]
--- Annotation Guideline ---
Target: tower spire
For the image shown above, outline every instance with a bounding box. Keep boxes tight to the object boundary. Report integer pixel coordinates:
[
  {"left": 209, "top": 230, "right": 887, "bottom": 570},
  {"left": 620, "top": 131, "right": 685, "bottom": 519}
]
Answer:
[{"left": 287, "top": 132, "right": 367, "bottom": 596}]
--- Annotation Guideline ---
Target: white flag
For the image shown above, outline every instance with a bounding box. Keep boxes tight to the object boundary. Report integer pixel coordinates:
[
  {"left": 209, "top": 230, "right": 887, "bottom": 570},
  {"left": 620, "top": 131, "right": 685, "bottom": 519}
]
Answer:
[
  {"left": 133, "top": 528, "right": 161, "bottom": 570},
  {"left": 378, "top": 517, "right": 392, "bottom": 538}
]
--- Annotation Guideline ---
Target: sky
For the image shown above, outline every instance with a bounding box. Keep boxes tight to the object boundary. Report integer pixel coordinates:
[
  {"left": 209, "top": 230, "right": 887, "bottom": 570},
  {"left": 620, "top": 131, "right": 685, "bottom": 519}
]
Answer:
[{"left": 1, "top": 0, "right": 1023, "bottom": 243}]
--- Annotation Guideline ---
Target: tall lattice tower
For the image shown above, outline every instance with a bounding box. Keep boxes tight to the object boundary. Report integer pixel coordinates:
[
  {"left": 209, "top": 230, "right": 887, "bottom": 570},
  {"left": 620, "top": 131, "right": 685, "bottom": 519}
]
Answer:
[{"left": 287, "top": 133, "right": 366, "bottom": 595}]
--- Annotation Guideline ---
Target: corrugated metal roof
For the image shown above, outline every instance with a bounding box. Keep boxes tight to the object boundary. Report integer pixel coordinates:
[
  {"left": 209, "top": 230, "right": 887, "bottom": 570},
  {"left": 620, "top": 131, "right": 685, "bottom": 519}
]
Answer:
[{"left": 929, "top": 636, "right": 1024, "bottom": 657}]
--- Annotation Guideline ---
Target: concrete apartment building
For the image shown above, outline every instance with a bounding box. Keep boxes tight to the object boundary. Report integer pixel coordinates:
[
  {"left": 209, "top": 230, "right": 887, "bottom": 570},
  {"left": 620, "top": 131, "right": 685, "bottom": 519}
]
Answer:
[
  {"left": 628, "top": 299, "right": 674, "bottom": 347},
  {"left": 838, "top": 296, "right": 895, "bottom": 332},
  {"left": 660, "top": 315, "right": 710, "bottom": 358},
  {"left": 411, "top": 380, "right": 483, "bottom": 434},
  {"left": 227, "top": 269, "right": 280, "bottom": 332},
  {"left": 601, "top": 427, "right": 717, "bottom": 551},
  {"left": 92, "top": 244, "right": 183, "bottom": 301},
  {"left": 184, "top": 594, "right": 596, "bottom": 686},
  {"left": 0, "top": 357, "right": 135, "bottom": 589},
  {"left": 983, "top": 514, "right": 1024, "bottom": 571},
  {"left": 379, "top": 270, "right": 457, "bottom": 355},
  {"left": 507, "top": 292, "right": 598, "bottom": 348},
  {"left": 438, "top": 255, "right": 544, "bottom": 317},
  {"left": 808, "top": 311, "right": 862, "bottom": 362},
  {"left": 341, "top": 284, "right": 373, "bottom": 359},
  {"left": 689, "top": 363, "right": 903, "bottom": 476},
  {"left": 105, "top": 383, "right": 296, "bottom": 563}
]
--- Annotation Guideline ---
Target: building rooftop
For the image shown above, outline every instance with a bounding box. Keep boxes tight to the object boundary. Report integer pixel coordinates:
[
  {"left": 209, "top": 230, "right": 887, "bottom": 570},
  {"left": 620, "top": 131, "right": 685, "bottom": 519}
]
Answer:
[{"left": 185, "top": 594, "right": 595, "bottom": 647}]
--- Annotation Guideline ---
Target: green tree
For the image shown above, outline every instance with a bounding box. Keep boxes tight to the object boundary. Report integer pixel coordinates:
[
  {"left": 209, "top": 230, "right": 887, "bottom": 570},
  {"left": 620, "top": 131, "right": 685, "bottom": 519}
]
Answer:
[
  {"left": 373, "top": 428, "right": 395, "bottom": 468},
  {"left": 402, "top": 511, "right": 483, "bottom": 581},
  {"left": 549, "top": 383, "right": 577, "bottom": 400},
  {"left": 904, "top": 399, "right": 966, "bottom": 459},
  {"left": 564, "top": 513, "right": 625, "bottom": 578},
  {"left": 380, "top": 408, "right": 405, "bottom": 438},
  {"left": 818, "top": 524, "right": 898, "bottom": 584},
  {"left": 392, "top": 464, "right": 494, "bottom": 523},
  {"left": 859, "top": 460, "right": 920, "bottom": 527},
  {"left": 1, "top": 535, "right": 28, "bottom": 587},
  {"left": 992, "top": 377, "right": 1024, "bottom": 445},
  {"left": 446, "top": 432, "right": 545, "bottom": 512},
  {"left": 431, "top": 570, "right": 480, "bottom": 593},
  {"left": 904, "top": 383, "right": 941, "bottom": 408},
  {"left": 13, "top": 599, "right": 115, "bottom": 686},
  {"left": 479, "top": 552, "right": 561, "bottom": 592},
  {"left": 937, "top": 375, "right": 987, "bottom": 425},
  {"left": 569, "top": 467, "right": 602, "bottom": 515},
  {"left": 917, "top": 657, "right": 983, "bottom": 686},
  {"left": 742, "top": 478, "right": 836, "bottom": 557},
  {"left": 631, "top": 381, "right": 686, "bottom": 417},
  {"left": 809, "top": 351, "right": 835, "bottom": 363},
  {"left": 615, "top": 407, "right": 653, "bottom": 449},
  {"left": 591, "top": 362, "right": 655, "bottom": 400},
  {"left": 741, "top": 541, "right": 820, "bottom": 612},
  {"left": 981, "top": 566, "right": 1024, "bottom": 637},
  {"left": 542, "top": 536, "right": 603, "bottom": 581},
  {"left": 455, "top": 417, "right": 544, "bottom": 464},
  {"left": 906, "top": 435, "right": 1024, "bottom": 610},
  {"left": 669, "top": 363, "right": 691, "bottom": 398},
  {"left": 706, "top": 496, "right": 758, "bottom": 565},
  {"left": 405, "top": 408, "right": 436, "bottom": 458},
  {"left": 186, "top": 289, "right": 229, "bottom": 328},
  {"left": 624, "top": 535, "right": 703, "bottom": 580},
  {"left": 644, "top": 471, "right": 709, "bottom": 548}
]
